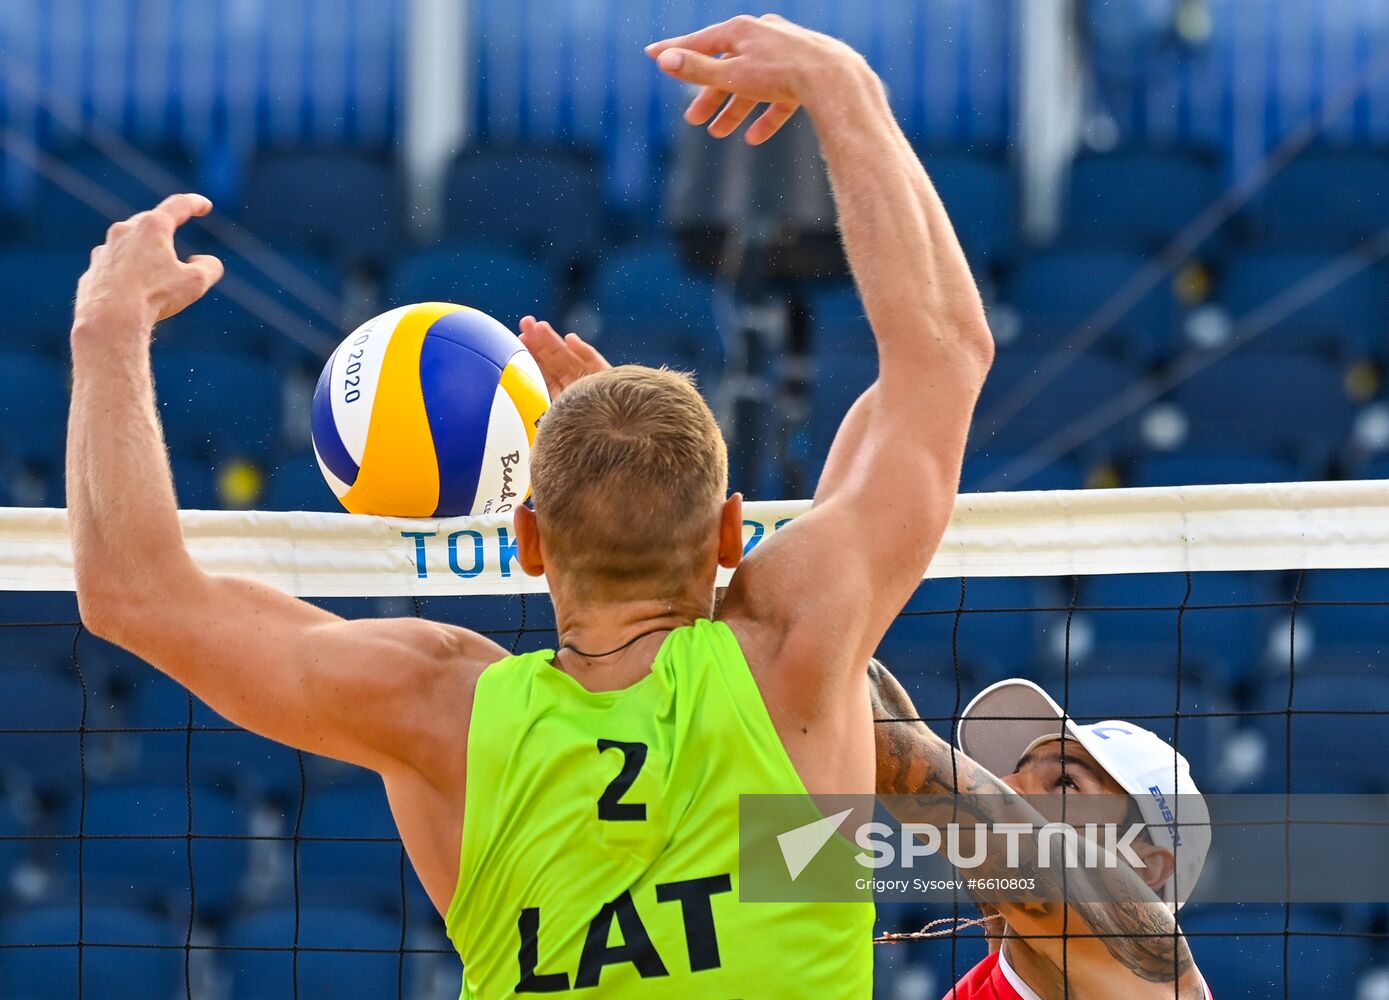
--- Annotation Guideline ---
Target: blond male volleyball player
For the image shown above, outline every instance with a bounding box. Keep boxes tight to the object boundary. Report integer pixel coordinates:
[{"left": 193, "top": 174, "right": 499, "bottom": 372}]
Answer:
[
  {"left": 521, "top": 325, "right": 1216, "bottom": 1000},
  {"left": 66, "top": 14, "right": 992, "bottom": 997}
]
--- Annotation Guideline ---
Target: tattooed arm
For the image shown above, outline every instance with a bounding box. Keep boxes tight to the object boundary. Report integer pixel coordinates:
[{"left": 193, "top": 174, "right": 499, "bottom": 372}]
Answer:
[{"left": 869, "top": 660, "right": 1203, "bottom": 996}]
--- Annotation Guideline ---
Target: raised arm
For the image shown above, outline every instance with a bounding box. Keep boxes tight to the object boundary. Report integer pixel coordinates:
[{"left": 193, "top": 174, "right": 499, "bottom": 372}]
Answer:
[
  {"left": 67, "top": 197, "right": 504, "bottom": 780},
  {"left": 648, "top": 17, "right": 993, "bottom": 683}
]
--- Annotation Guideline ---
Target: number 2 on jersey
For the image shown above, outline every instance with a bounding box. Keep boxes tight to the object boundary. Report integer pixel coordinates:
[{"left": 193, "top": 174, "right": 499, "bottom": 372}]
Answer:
[{"left": 596, "top": 739, "right": 647, "bottom": 821}]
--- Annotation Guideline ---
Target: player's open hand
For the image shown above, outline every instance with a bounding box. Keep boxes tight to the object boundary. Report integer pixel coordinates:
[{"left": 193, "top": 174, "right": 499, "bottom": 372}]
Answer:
[
  {"left": 518, "top": 316, "right": 611, "bottom": 399},
  {"left": 646, "top": 14, "right": 863, "bottom": 144},
  {"left": 75, "top": 194, "right": 224, "bottom": 333}
]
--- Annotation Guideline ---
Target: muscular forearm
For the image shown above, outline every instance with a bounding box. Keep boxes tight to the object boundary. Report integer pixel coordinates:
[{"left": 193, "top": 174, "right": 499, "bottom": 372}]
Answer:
[
  {"left": 869, "top": 661, "right": 1193, "bottom": 984},
  {"left": 68, "top": 318, "right": 196, "bottom": 635},
  {"left": 805, "top": 63, "right": 991, "bottom": 376}
]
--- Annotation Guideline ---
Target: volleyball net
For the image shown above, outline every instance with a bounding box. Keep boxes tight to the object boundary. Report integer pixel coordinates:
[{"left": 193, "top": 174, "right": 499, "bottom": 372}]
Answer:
[{"left": 0, "top": 480, "right": 1387, "bottom": 998}]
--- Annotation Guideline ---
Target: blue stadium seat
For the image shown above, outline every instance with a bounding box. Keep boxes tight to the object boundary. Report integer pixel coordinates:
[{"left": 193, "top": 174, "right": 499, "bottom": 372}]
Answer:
[
  {"left": 1040, "top": 668, "right": 1228, "bottom": 777},
  {"left": 224, "top": 904, "right": 406, "bottom": 1000},
  {"left": 805, "top": 283, "right": 871, "bottom": 355},
  {"left": 807, "top": 350, "right": 877, "bottom": 475},
  {"left": 0, "top": 902, "right": 183, "bottom": 1000},
  {"left": 411, "top": 594, "right": 557, "bottom": 650},
  {"left": 1065, "top": 150, "right": 1221, "bottom": 251},
  {"left": 1179, "top": 904, "right": 1370, "bottom": 996},
  {"left": 1252, "top": 674, "right": 1389, "bottom": 793},
  {"left": 384, "top": 244, "right": 559, "bottom": 328},
  {"left": 1218, "top": 252, "right": 1389, "bottom": 357},
  {"left": 124, "top": 667, "right": 303, "bottom": 805},
  {"left": 1007, "top": 250, "right": 1179, "bottom": 359},
  {"left": 1252, "top": 151, "right": 1389, "bottom": 249},
  {"left": 1297, "top": 569, "right": 1389, "bottom": 672},
  {"left": 970, "top": 350, "right": 1142, "bottom": 455},
  {"left": 0, "top": 668, "right": 83, "bottom": 800},
  {"left": 0, "top": 595, "right": 81, "bottom": 676},
  {"left": 874, "top": 905, "right": 990, "bottom": 998},
  {"left": 0, "top": 250, "right": 91, "bottom": 354},
  {"left": 1077, "top": 572, "right": 1279, "bottom": 692},
  {"left": 1168, "top": 354, "right": 1353, "bottom": 465},
  {"left": 170, "top": 453, "right": 220, "bottom": 510},
  {"left": 151, "top": 351, "right": 281, "bottom": 459},
  {"left": 919, "top": 151, "right": 1015, "bottom": 268},
  {"left": 879, "top": 577, "right": 1061, "bottom": 688},
  {"left": 50, "top": 780, "right": 249, "bottom": 919},
  {"left": 588, "top": 242, "right": 724, "bottom": 389},
  {"left": 0, "top": 354, "right": 68, "bottom": 468},
  {"left": 238, "top": 151, "right": 399, "bottom": 266},
  {"left": 0, "top": 799, "right": 25, "bottom": 902},
  {"left": 443, "top": 148, "right": 603, "bottom": 266},
  {"left": 959, "top": 451, "right": 1086, "bottom": 492},
  {"left": 265, "top": 453, "right": 335, "bottom": 511},
  {"left": 876, "top": 672, "right": 978, "bottom": 734},
  {"left": 170, "top": 250, "right": 343, "bottom": 361},
  {"left": 1129, "top": 452, "right": 1305, "bottom": 488},
  {"left": 1354, "top": 453, "right": 1389, "bottom": 483},
  {"left": 298, "top": 781, "right": 429, "bottom": 914},
  {"left": 25, "top": 149, "right": 196, "bottom": 249}
]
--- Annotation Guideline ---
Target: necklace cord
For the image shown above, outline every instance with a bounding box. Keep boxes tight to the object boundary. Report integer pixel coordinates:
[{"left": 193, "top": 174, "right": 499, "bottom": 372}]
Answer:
[{"left": 558, "top": 626, "right": 673, "bottom": 660}]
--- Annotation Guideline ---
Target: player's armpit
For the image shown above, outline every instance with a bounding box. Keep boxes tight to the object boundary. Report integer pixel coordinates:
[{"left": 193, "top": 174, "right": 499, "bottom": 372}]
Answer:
[{"left": 83, "top": 565, "right": 506, "bottom": 779}]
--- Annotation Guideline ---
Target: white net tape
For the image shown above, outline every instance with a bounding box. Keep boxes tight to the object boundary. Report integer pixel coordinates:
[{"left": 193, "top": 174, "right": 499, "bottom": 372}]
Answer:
[{"left": 4, "top": 480, "right": 1388, "bottom": 596}]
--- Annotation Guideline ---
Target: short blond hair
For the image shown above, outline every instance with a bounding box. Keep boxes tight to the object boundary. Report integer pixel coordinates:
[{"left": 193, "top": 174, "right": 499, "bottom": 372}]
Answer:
[{"left": 530, "top": 366, "right": 728, "bottom": 593}]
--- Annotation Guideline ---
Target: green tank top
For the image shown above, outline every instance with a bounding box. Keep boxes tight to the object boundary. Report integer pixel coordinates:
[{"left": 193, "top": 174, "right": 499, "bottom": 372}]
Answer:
[{"left": 446, "top": 618, "right": 874, "bottom": 998}]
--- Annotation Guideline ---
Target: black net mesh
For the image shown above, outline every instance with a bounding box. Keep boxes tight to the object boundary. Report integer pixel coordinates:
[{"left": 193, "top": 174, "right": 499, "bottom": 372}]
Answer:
[{"left": 0, "top": 571, "right": 1386, "bottom": 998}]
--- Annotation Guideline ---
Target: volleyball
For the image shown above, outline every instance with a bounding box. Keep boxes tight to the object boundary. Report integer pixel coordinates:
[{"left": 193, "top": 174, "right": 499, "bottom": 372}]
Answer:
[{"left": 310, "top": 302, "right": 549, "bottom": 518}]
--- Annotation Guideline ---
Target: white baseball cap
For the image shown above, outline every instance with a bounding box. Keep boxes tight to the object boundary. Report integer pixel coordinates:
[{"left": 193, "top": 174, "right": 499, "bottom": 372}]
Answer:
[{"left": 956, "top": 678, "right": 1211, "bottom": 910}]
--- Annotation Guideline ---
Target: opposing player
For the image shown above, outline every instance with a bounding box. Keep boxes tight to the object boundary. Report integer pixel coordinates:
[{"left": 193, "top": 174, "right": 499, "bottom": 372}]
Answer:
[
  {"left": 872, "top": 666, "right": 1214, "bottom": 999},
  {"left": 66, "top": 14, "right": 992, "bottom": 997}
]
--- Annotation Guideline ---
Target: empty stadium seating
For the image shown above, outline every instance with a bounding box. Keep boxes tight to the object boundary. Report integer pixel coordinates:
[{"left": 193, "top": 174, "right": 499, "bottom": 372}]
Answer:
[
  {"left": 151, "top": 351, "right": 283, "bottom": 459},
  {"left": 0, "top": 903, "right": 184, "bottom": 1000},
  {"left": 48, "top": 780, "right": 249, "bottom": 919},
  {"left": 1065, "top": 150, "right": 1222, "bottom": 252},
  {"left": 918, "top": 150, "right": 1016, "bottom": 268},
  {"left": 385, "top": 243, "right": 559, "bottom": 328},
  {"left": 442, "top": 148, "right": 603, "bottom": 267},
  {"left": 1216, "top": 251, "right": 1389, "bottom": 357},
  {"left": 1180, "top": 904, "right": 1371, "bottom": 996},
  {"left": 4, "top": 6, "right": 1389, "bottom": 996},
  {"left": 586, "top": 241, "right": 724, "bottom": 388},
  {"left": 0, "top": 249, "right": 93, "bottom": 355},
  {"left": 1167, "top": 353, "right": 1355, "bottom": 466},
  {"left": 237, "top": 151, "right": 400, "bottom": 267},
  {"left": 1251, "top": 151, "right": 1389, "bottom": 249},
  {"left": 1007, "top": 250, "right": 1180, "bottom": 359},
  {"left": 224, "top": 904, "right": 410, "bottom": 1000}
]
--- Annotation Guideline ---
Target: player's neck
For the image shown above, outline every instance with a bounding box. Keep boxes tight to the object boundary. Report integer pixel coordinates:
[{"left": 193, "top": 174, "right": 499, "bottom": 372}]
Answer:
[
  {"left": 555, "top": 596, "right": 709, "bottom": 652},
  {"left": 550, "top": 588, "right": 712, "bottom": 686}
]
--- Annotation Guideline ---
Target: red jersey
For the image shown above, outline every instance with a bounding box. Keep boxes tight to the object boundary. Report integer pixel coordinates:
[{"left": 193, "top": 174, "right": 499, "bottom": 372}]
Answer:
[
  {"left": 945, "top": 951, "right": 1043, "bottom": 1000},
  {"left": 946, "top": 950, "right": 1210, "bottom": 1000}
]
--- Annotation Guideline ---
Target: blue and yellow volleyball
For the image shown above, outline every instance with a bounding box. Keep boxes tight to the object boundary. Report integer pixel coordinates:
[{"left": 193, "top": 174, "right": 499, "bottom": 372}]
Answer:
[{"left": 310, "top": 302, "right": 550, "bottom": 517}]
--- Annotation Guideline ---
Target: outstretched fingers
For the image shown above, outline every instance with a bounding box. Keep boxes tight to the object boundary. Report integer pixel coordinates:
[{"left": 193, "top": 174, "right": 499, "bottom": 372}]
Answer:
[
  {"left": 708, "top": 94, "right": 760, "bottom": 138},
  {"left": 685, "top": 85, "right": 730, "bottom": 126},
  {"left": 183, "top": 253, "right": 225, "bottom": 291},
  {"left": 745, "top": 101, "right": 799, "bottom": 145},
  {"left": 645, "top": 17, "right": 745, "bottom": 59},
  {"left": 151, "top": 192, "right": 214, "bottom": 229},
  {"left": 563, "top": 332, "right": 609, "bottom": 373},
  {"left": 654, "top": 48, "right": 742, "bottom": 90}
]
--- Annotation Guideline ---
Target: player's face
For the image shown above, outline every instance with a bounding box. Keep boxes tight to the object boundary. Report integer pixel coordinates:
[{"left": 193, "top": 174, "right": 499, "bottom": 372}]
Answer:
[{"left": 1000, "top": 739, "right": 1130, "bottom": 828}]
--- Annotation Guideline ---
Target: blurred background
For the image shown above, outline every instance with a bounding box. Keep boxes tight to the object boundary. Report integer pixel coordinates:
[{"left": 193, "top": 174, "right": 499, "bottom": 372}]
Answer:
[{"left": 3, "top": 0, "right": 1389, "bottom": 997}]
